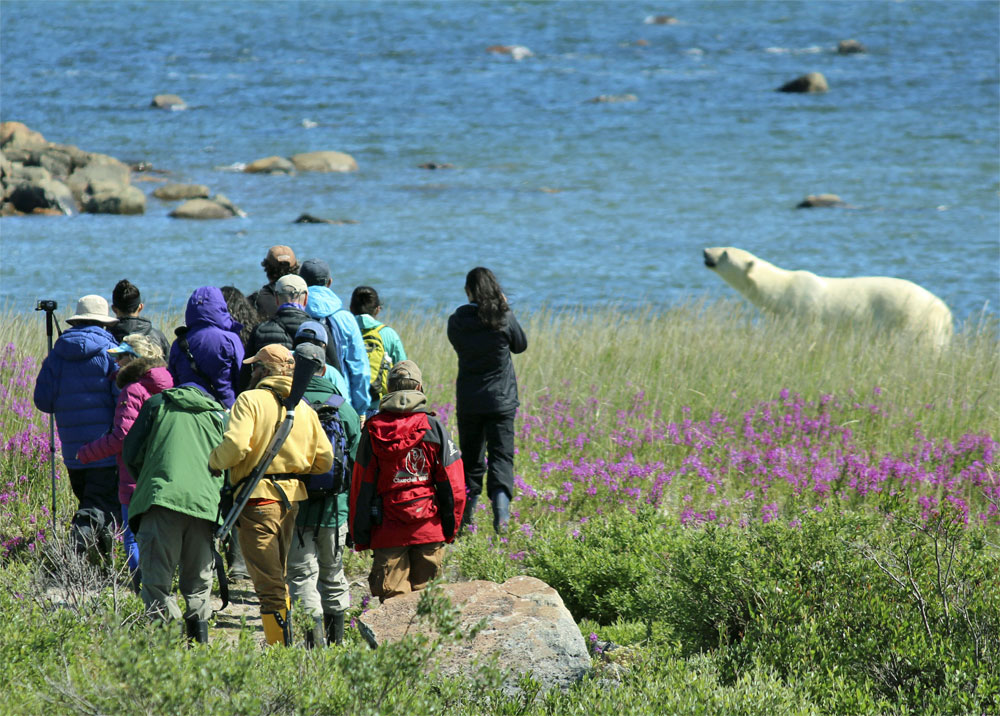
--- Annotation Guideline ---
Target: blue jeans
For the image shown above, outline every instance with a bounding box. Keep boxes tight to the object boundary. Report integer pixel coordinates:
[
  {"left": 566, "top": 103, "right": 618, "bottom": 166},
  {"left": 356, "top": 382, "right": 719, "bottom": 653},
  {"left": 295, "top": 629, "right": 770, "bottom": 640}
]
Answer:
[{"left": 122, "top": 504, "right": 139, "bottom": 573}]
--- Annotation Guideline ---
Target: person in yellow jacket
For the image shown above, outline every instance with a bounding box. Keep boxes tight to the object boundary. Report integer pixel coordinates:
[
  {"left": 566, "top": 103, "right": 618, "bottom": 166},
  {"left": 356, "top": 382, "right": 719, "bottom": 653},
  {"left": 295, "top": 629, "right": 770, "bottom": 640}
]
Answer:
[{"left": 209, "top": 344, "right": 333, "bottom": 646}]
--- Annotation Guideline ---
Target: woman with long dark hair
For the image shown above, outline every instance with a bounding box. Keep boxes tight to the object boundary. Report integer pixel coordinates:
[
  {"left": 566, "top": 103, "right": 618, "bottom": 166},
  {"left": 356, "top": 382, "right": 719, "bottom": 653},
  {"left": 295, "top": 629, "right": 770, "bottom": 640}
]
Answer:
[{"left": 447, "top": 267, "right": 527, "bottom": 533}]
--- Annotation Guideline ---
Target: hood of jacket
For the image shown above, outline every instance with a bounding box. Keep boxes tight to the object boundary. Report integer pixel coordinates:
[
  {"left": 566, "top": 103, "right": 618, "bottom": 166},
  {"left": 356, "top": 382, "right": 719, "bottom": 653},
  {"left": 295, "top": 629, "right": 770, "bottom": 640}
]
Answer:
[
  {"left": 378, "top": 389, "right": 427, "bottom": 414},
  {"left": 54, "top": 325, "right": 116, "bottom": 362},
  {"left": 114, "top": 315, "right": 152, "bottom": 335},
  {"left": 257, "top": 374, "right": 293, "bottom": 398},
  {"left": 116, "top": 358, "right": 172, "bottom": 390},
  {"left": 161, "top": 384, "right": 226, "bottom": 413},
  {"left": 305, "top": 285, "right": 342, "bottom": 320},
  {"left": 367, "top": 408, "right": 429, "bottom": 460},
  {"left": 184, "top": 286, "right": 243, "bottom": 334}
]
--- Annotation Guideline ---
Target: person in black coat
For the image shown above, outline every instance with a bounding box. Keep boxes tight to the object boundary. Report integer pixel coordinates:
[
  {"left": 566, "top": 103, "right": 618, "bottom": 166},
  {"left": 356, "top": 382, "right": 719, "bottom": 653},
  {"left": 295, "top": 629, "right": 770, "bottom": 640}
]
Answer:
[
  {"left": 446, "top": 267, "right": 527, "bottom": 533},
  {"left": 110, "top": 279, "right": 171, "bottom": 360}
]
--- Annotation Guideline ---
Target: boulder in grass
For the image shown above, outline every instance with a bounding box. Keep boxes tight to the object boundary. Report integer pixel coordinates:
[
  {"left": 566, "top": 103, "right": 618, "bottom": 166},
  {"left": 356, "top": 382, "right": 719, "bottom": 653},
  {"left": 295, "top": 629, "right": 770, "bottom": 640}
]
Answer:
[
  {"left": 778, "top": 72, "right": 828, "bottom": 93},
  {"left": 290, "top": 151, "right": 358, "bottom": 173},
  {"left": 358, "top": 576, "right": 591, "bottom": 693},
  {"left": 153, "top": 183, "right": 211, "bottom": 201},
  {"left": 151, "top": 94, "right": 187, "bottom": 110},
  {"left": 797, "top": 193, "right": 847, "bottom": 209},
  {"left": 837, "top": 39, "right": 867, "bottom": 55},
  {"left": 169, "top": 194, "right": 244, "bottom": 219},
  {"left": 244, "top": 156, "right": 296, "bottom": 175}
]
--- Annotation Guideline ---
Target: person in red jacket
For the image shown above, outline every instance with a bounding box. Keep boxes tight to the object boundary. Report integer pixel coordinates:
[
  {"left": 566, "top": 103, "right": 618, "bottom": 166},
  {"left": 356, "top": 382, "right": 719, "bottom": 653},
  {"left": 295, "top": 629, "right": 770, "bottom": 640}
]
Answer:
[{"left": 349, "top": 360, "right": 465, "bottom": 602}]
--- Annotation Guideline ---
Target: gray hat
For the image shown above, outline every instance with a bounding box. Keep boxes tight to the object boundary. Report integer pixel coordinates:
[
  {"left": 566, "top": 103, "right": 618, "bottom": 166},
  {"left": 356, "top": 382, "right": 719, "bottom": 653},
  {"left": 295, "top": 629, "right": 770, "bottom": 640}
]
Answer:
[
  {"left": 67, "top": 295, "right": 117, "bottom": 326},
  {"left": 294, "top": 342, "right": 327, "bottom": 369},
  {"left": 274, "top": 273, "right": 308, "bottom": 297},
  {"left": 388, "top": 359, "right": 422, "bottom": 385},
  {"left": 299, "top": 258, "right": 331, "bottom": 287}
]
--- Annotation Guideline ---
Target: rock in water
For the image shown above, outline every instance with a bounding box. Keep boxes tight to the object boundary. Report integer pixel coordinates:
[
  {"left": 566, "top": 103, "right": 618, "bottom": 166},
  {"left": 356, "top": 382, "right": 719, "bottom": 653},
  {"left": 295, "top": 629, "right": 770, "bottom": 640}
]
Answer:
[
  {"left": 358, "top": 576, "right": 591, "bottom": 692},
  {"left": 778, "top": 72, "right": 828, "bottom": 93},
  {"left": 244, "top": 156, "right": 296, "bottom": 175},
  {"left": 837, "top": 39, "right": 867, "bottom": 55},
  {"left": 153, "top": 183, "right": 210, "bottom": 201},
  {"left": 290, "top": 151, "right": 358, "bottom": 173},
  {"left": 797, "top": 193, "right": 846, "bottom": 208},
  {"left": 151, "top": 94, "right": 187, "bottom": 110}
]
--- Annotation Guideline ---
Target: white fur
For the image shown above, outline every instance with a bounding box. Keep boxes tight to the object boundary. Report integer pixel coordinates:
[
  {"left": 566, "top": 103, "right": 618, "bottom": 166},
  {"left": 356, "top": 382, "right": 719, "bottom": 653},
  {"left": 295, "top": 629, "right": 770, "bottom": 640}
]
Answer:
[{"left": 703, "top": 247, "right": 953, "bottom": 347}]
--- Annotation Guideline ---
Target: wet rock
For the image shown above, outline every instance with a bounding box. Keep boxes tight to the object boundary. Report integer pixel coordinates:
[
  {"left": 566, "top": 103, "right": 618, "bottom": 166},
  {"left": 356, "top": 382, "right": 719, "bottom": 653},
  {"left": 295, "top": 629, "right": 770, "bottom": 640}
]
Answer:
[
  {"left": 83, "top": 184, "right": 145, "bottom": 215},
  {"left": 66, "top": 158, "right": 131, "bottom": 206},
  {"left": 151, "top": 94, "right": 187, "bottom": 110},
  {"left": 8, "top": 176, "right": 76, "bottom": 215},
  {"left": 169, "top": 194, "right": 243, "bottom": 219},
  {"left": 586, "top": 94, "right": 638, "bottom": 104},
  {"left": 778, "top": 72, "right": 828, "bottom": 93},
  {"left": 417, "top": 162, "right": 454, "bottom": 170},
  {"left": 244, "top": 156, "right": 296, "bottom": 174},
  {"left": 644, "top": 15, "right": 678, "bottom": 25},
  {"left": 358, "top": 576, "right": 591, "bottom": 693},
  {"left": 292, "top": 213, "right": 357, "bottom": 224},
  {"left": 290, "top": 151, "right": 358, "bottom": 173},
  {"left": 837, "top": 39, "right": 867, "bottom": 55},
  {"left": 797, "top": 193, "right": 846, "bottom": 208},
  {"left": 153, "top": 183, "right": 210, "bottom": 201}
]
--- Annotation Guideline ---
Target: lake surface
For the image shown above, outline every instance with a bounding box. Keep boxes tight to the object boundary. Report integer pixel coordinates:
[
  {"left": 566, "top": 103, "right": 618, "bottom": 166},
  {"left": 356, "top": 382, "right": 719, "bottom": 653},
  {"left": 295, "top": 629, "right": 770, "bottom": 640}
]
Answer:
[{"left": 2, "top": 0, "right": 998, "bottom": 324}]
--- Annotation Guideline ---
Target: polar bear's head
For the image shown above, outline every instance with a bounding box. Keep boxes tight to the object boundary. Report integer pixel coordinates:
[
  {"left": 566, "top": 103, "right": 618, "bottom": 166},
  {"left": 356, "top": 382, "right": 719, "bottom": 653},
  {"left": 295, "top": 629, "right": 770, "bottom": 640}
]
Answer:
[{"left": 703, "top": 247, "right": 758, "bottom": 294}]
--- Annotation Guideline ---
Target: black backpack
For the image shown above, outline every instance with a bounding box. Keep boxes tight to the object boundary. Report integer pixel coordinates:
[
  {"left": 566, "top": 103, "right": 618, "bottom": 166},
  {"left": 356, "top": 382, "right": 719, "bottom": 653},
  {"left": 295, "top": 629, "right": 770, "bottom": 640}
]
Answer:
[{"left": 305, "top": 393, "right": 350, "bottom": 497}]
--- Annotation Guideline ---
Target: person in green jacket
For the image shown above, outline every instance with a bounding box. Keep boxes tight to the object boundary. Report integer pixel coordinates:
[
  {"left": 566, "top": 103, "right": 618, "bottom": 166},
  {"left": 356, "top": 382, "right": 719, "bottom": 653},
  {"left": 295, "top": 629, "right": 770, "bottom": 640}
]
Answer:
[
  {"left": 123, "top": 384, "right": 227, "bottom": 643},
  {"left": 286, "top": 343, "right": 361, "bottom": 647}
]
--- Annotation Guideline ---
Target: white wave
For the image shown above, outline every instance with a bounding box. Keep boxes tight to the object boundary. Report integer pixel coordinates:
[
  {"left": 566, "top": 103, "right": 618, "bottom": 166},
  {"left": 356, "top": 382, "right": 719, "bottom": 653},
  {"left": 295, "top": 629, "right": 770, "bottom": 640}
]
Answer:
[{"left": 215, "top": 162, "right": 246, "bottom": 172}]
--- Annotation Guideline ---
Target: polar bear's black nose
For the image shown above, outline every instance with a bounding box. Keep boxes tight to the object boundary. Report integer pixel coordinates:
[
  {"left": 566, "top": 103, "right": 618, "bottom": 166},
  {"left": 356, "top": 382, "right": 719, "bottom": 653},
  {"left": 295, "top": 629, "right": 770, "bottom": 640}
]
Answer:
[{"left": 703, "top": 249, "right": 716, "bottom": 268}]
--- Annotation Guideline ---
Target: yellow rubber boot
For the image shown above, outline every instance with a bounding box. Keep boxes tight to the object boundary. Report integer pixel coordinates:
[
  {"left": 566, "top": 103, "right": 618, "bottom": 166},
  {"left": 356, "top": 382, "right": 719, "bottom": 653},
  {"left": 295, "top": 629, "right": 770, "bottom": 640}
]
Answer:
[{"left": 261, "top": 608, "right": 292, "bottom": 646}]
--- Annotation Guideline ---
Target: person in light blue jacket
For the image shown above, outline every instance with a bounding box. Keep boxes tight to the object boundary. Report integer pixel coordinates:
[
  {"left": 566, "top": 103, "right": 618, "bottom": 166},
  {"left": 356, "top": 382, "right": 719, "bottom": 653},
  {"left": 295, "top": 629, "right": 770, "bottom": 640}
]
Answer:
[
  {"left": 301, "top": 258, "right": 371, "bottom": 416},
  {"left": 33, "top": 295, "right": 121, "bottom": 555}
]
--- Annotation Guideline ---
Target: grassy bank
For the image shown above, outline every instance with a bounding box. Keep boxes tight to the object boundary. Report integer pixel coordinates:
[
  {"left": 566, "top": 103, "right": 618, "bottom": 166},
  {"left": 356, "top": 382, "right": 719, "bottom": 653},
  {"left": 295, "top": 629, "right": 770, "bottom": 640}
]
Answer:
[{"left": 1, "top": 303, "right": 997, "bottom": 714}]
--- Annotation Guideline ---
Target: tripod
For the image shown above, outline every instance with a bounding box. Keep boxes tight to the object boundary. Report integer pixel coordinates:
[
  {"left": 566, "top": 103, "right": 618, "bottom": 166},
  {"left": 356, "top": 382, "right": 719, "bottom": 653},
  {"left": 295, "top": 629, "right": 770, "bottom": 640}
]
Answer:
[{"left": 36, "top": 300, "right": 61, "bottom": 534}]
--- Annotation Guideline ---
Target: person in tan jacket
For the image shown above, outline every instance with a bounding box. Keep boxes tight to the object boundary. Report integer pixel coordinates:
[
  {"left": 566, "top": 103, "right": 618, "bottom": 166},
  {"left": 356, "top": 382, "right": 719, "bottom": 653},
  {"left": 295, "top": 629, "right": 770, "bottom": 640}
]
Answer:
[{"left": 209, "top": 344, "right": 333, "bottom": 645}]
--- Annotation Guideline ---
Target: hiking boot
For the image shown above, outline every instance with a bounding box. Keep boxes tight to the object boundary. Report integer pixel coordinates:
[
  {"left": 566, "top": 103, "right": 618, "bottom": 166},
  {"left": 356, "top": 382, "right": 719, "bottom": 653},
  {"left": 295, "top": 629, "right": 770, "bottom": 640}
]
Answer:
[
  {"left": 184, "top": 616, "right": 208, "bottom": 645},
  {"left": 490, "top": 490, "right": 510, "bottom": 534},
  {"left": 460, "top": 494, "right": 479, "bottom": 533},
  {"left": 304, "top": 615, "right": 326, "bottom": 649},
  {"left": 324, "top": 611, "right": 345, "bottom": 646}
]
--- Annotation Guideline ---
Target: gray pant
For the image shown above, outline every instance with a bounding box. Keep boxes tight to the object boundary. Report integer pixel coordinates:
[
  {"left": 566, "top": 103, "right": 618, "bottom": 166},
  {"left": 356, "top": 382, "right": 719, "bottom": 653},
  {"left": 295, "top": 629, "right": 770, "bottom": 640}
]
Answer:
[
  {"left": 286, "top": 521, "right": 350, "bottom": 616},
  {"left": 136, "top": 505, "right": 215, "bottom": 622}
]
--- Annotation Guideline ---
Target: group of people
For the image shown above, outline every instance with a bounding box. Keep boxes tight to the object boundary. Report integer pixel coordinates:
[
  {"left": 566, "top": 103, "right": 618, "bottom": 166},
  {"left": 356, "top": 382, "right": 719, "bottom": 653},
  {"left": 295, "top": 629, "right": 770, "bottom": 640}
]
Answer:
[{"left": 32, "top": 246, "right": 527, "bottom": 647}]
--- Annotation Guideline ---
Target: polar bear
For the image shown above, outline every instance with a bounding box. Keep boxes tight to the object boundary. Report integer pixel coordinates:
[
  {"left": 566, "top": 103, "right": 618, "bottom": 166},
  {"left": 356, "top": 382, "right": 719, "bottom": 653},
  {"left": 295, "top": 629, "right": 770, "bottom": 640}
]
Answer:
[{"left": 703, "top": 247, "right": 953, "bottom": 347}]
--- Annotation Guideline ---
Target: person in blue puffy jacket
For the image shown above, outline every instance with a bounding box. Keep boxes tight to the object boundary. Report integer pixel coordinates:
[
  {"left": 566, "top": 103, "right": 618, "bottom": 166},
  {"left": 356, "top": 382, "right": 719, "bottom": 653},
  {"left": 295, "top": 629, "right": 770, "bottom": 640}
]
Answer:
[
  {"left": 168, "top": 287, "right": 245, "bottom": 409},
  {"left": 33, "top": 295, "right": 121, "bottom": 555}
]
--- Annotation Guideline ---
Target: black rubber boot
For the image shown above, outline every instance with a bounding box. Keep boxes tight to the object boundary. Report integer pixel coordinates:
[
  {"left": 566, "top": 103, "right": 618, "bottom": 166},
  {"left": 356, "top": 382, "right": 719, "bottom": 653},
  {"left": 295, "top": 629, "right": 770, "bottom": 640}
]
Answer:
[
  {"left": 491, "top": 490, "right": 511, "bottom": 534},
  {"left": 305, "top": 615, "right": 326, "bottom": 648},
  {"left": 324, "top": 612, "right": 345, "bottom": 646},
  {"left": 185, "top": 616, "right": 208, "bottom": 644},
  {"left": 460, "top": 494, "right": 479, "bottom": 532}
]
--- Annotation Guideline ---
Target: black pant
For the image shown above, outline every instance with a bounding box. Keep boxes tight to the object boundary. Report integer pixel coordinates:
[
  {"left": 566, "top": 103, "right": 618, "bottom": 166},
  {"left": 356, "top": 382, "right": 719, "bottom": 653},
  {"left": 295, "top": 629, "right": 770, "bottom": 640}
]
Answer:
[
  {"left": 457, "top": 410, "right": 516, "bottom": 501},
  {"left": 67, "top": 466, "right": 121, "bottom": 529}
]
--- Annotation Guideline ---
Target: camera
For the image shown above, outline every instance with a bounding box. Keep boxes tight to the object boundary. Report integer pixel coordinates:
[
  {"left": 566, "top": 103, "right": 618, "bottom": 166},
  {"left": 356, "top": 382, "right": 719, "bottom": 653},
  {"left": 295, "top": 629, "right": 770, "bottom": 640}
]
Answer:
[{"left": 35, "top": 300, "right": 58, "bottom": 312}]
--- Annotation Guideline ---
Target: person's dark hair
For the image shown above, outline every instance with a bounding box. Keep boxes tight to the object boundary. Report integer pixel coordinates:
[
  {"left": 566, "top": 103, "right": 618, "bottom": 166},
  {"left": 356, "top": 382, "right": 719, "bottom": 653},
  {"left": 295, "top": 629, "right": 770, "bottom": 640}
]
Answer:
[
  {"left": 112, "top": 279, "right": 142, "bottom": 314},
  {"left": 465, "top": 267, "right": 508, "bottom": 331},
  {"left": 263, "top": 260, "right": 298, "bottom": 285},
  {"left": 387, "top": 376, "right": 421, "bottom": 393},
  {"left": 220, "top": 286, "right": 262, "bottom": 346},
  {"left": 350, "top": 286, "right": 381, "bottom": 316}
]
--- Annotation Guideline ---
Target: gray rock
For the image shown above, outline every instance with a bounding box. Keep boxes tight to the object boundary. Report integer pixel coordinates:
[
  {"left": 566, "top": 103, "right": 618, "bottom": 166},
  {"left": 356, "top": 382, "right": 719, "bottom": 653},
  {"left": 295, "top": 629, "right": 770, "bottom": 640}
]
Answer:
[
  {"left": 1, "top": 121, "right": 47, "bottom": 150},
  {"left": 837, "top": 39, "right": 867, "bottom": 55},
  {"left": 83, "top": 184, "right": 145, "bottom": 215},
  {"left": 244, "top": 156, "right": 296, "bottom": 174},
  {"left": 586, "top": 94, "right": 638, "bottom": 104},
  {"left": 778, "top": 72, "right": 828, "bottom": 93},
  {"left": 169, "top": 196, "right": 241, "bottom": 219},
  {"left": 8, "top": 176, "right": 76, "bottom": 215},
  {"left": 358, "top": 576, "right": 591, "bottom": 693},
  {"left": 153, "top": 183, "right": 211, "bottom": 201},
  {"left": 151, "top": 94, "right": 186, "bottom": 110},
  {"left": 292, "top": 213, "right": 357, "bottom": 224},
  {"left": 211, "top": 193, "right": 246, "bottom": 217},
  {"left": 67, "top": 159, "right": 131, "bottom": 204},
  {"left": 797, "top": 193, "right": 846, "bottom": 208},
  {"left": 644, "top": 15, "right": 678, "bottom": 25},
  {"left": 290, "top": 150, "right": 358, "bottom": 173}
]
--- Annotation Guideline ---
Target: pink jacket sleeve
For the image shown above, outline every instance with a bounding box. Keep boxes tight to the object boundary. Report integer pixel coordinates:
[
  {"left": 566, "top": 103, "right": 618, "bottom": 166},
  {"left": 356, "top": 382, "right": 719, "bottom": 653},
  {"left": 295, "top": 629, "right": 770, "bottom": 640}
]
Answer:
[{"left": 76, "top": 384, "right": 148, "bottom": 464}]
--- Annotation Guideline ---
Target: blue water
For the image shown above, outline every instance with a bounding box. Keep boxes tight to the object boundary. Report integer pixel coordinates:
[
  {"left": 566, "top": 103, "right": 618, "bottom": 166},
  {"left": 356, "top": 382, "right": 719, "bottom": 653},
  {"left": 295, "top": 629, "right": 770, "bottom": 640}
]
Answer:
[{"left": 2, "top": 0, "right": 998, "bottom": 323}]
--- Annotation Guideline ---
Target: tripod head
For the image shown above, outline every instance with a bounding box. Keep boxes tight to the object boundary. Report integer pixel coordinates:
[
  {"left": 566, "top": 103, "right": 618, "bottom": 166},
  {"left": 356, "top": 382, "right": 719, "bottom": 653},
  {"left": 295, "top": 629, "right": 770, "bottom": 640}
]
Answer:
[{"left": 35, "top": 299, "right": 58, "bottom": 312}]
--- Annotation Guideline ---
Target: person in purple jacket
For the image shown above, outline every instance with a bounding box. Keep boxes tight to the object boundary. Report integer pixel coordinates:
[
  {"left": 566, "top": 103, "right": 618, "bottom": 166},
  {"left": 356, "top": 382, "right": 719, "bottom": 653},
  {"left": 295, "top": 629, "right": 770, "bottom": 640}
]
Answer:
[
  {"left": 33, "top": 295, "right": 121, "bottom": 557},
  {"left": 77, "top": 333, "right": 173, "bottom": 591},
  {"left": 168, "top": 287, "right": 244, "bottom": 409}
]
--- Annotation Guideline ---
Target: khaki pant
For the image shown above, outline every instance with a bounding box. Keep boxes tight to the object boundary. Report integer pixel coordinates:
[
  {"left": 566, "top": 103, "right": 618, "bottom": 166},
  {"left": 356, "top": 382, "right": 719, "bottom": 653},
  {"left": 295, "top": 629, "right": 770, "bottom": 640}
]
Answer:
[
  {"left": 287, "top": 522, "right": 350, "bottom": 616},
  {"left": 369, "top": 543, "right": 445, "bottom": 601},
  {"left": 136, "top": 505, "right": 215, "bottom": 622},
  {"left": 237, "top": 501, "right": 299, "bottom": 613}
]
